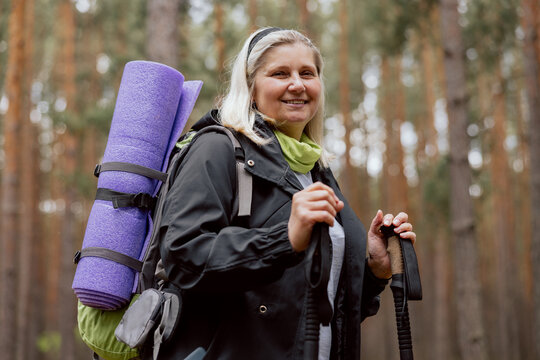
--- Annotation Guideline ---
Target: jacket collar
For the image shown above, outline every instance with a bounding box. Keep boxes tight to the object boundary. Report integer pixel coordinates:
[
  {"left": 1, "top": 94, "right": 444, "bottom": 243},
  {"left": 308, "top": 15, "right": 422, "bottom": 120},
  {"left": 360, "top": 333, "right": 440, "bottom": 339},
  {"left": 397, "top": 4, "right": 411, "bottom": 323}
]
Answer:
[
  {"left": 239, "top": 114, "right": 304, "bottom": 195},
  {"left": 193, "top": 110, "right": 314, "bottom": 195}
]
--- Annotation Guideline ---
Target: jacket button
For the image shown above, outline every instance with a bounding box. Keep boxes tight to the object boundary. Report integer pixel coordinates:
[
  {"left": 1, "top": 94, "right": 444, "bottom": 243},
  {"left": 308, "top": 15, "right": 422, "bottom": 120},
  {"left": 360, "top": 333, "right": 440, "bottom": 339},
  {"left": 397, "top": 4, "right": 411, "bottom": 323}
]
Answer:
[
  {"left": 247, "top": 159, "right": 255, "bottom": 167},
  {"left": 258, "top": 305, "right": 268, "bottom": 314}
]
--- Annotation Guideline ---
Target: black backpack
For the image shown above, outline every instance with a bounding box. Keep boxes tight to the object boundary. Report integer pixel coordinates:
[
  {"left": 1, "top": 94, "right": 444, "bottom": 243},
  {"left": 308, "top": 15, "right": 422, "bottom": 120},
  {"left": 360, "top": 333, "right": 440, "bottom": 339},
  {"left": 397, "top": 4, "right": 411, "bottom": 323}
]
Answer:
[{"left": 76, "top": 126, "right": 252, "bottom": 360}]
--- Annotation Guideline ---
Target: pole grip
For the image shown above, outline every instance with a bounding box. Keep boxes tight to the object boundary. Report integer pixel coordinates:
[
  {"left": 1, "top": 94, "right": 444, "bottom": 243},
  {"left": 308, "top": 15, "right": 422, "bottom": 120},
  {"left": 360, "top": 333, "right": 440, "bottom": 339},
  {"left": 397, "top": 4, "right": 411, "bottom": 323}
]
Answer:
[{"left": 387, "top": 236, "right": 404, "bottom": 275}]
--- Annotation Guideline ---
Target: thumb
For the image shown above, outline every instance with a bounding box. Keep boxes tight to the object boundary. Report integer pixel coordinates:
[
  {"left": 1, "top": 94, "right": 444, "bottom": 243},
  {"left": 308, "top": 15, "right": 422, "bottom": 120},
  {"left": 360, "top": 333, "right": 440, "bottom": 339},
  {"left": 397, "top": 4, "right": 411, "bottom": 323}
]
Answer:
[{"left": 369, "top": 209, "right": 384, "bottom": 234}]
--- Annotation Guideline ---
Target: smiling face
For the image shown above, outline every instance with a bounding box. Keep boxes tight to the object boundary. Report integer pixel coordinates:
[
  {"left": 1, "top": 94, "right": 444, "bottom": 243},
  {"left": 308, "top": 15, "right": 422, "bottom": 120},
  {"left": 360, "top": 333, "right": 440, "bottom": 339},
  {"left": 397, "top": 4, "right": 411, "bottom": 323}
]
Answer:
[{"left": 252, "top": 42, "right": 322, "bottom": 139}]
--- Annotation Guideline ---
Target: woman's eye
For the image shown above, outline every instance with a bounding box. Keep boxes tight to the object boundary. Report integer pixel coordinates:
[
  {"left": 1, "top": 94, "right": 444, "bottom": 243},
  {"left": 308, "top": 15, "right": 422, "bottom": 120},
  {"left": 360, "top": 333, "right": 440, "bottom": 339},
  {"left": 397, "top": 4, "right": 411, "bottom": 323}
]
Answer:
[
  {"left": 272, "top": 71, "right": 286, "bottom": 77},
  {"left": 302, "top": 71, "right": 315, "bottom": 77}
]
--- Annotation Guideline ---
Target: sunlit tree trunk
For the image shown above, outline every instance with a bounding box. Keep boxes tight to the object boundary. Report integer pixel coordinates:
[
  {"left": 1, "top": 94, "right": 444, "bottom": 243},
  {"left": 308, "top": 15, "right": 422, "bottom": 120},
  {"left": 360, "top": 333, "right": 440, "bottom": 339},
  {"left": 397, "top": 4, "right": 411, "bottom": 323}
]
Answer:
[
  {"left": 17, "top": 1, "right": 41, "bottom": 359},
  {"left": 514, "top": 71, "right": 534, "bottom": 359},
  {"left": 215, "top": 2, "right": 225, "bottom": 79},
  {"left": 413, "top": 22, "right": 449, "bottom": 358},
  {"left": 433, "top": 230, "right": 451, "bottom": 360},
  {"left": 475, "top": 73, "right": 498, "bottom": 358},
  {"left": 296, "top": 0, "right": 311, "bottom": 38},
  {"left": 338, "top": 0, "right": 361, "bottom": 217},
  {"left": 380, "top": 56, "right": 408, "bottom": 215},
  {"left": 489, "top": 67, "right": 520, "bottom": 360},
  {"left": 420, "top": 36, "right": 439, "bottom": 161},
  {"left": 521, "top": 0, "right": 540, "bottom": 357},
  {"left": 249, "top": 0, "right": 257, "bottom": 32},
  {"left": 146, "top": 0, "right": 181, "bottom": 68},
  {"left": 0, "top": 0, "right": 25, "bottom": 358},
  {"left": 56, "top": 1, "right": 78, "bottom": 359},
  {"left": 439, "top": 0, "right": 487, "bottom": 359}
]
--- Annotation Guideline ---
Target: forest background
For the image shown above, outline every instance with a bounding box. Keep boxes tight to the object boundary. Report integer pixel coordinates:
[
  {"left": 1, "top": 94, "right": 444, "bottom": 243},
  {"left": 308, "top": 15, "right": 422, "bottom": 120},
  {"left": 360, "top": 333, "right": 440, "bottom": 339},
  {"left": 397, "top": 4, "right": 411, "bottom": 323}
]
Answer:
[{"left": 1, "top": 0, "right": 539, "bottom": 359}]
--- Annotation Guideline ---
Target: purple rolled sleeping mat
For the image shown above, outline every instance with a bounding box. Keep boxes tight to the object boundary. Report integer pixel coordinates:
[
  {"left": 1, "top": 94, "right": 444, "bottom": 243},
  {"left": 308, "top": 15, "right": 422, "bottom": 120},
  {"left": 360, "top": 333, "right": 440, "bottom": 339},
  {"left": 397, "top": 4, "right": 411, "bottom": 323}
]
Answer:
[{"left": 72, "top": 60, "right": 203, "bottom": 310}]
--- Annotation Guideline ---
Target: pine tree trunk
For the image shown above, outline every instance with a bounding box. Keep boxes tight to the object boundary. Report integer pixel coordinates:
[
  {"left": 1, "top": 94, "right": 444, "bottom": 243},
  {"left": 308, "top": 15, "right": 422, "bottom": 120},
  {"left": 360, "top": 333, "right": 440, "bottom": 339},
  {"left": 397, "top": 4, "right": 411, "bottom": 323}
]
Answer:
[
  {"left": 338, "top": 0, "right": 362, "bottom": 216},
  {"left": 215, "top": 2, "right": 225, "bottom": 79},
  {"left": 521, "top": 0, "right": 540, "bottom": 357},
  {"left": 514, "top": 70, "right": 534, "bottom": 359},
  {"left": 439, "top": 0, "right": 487, "bottom": 358},
  {"left": 57, "top": 1, "right": 78, "bottom": 359},
  {"left": 0, "top": 1, "right": 25, "bottom": 358},
  {"left": 146, "top": 0, "right": 181, "bottom": 67},
  {"left": 420, "top": 36, "right": 439, "bottom": 160},
  {"left": 249, "top": 0, "right": 257, "bottom": 32},
  {"left": 17, "top": 0, "right": 40, "bottom": 359},
  {"left": 490, "top": 67, "right": 520, "bottom": 360},
  {"left": 433, "top": 231, "right": 451, "bottom": 360},
  {"left": 296, "top": 0, "right": 311, "bottom": 38},
  {"left": 381, "top": 56, "right": 408, "bottom": 214}
]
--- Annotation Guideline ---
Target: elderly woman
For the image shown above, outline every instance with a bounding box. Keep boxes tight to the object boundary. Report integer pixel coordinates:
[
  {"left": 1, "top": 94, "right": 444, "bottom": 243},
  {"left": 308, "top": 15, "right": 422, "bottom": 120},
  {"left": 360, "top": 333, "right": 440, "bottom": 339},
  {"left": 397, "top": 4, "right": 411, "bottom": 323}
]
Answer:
[{"left": 154, "top": 27, "right": 416, "bottom": 360}]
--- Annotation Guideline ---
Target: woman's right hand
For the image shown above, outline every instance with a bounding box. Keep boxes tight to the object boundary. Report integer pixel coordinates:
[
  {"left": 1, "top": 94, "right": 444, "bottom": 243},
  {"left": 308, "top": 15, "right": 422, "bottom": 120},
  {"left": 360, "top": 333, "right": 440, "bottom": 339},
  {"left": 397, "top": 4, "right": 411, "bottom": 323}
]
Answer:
[{"left": 288, "top": 182, "right": 344, "bottom": 252}]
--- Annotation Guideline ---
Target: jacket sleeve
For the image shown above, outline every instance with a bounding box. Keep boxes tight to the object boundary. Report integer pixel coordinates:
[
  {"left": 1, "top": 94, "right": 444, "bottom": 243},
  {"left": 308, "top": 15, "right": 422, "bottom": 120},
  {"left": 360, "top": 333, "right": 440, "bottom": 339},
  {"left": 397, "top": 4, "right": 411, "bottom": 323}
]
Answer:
[
  {"left": 360, "top": 258, "right": 389, "bottom": 321},
  {"left": 159, "top": 132, "right": 302, "bottom": 294}
]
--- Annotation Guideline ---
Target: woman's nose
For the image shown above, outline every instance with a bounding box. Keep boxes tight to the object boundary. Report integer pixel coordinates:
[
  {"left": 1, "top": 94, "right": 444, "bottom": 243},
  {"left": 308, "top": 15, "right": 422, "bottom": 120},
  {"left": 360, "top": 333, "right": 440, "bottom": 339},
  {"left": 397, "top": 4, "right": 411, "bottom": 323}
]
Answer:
[{"left": 288, "top": 74, "right": 305, "bottom": 92}]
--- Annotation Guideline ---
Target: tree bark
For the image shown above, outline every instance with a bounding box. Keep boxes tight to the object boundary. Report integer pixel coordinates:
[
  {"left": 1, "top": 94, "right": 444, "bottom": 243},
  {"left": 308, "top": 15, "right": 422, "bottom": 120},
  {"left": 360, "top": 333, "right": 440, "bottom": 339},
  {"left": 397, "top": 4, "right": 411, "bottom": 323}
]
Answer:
[
  {"left": 489, "top": 67, "right": 520, "bottom": 360},
  {"left": 249, "top": 0, "right": 257, "bottom": 32},
  {"left": 338, "top": 0, "right": 361, "bottom": 217},
  {"left": 296, "top": 0, "right": 311, "bottom": 38},
  {"left": 17, "top": 0, "right": 41, "bottom": 359},
  {"left": 146, "top": 0, "right": 181, "bottom": 68},
  {"left": 521, "top": 0, "right": 540, "bottom": 358},
  {"left": 57, "top": 1, "right": 78, "bottom": 359},
  {"left": 439, "top": 0, "right": 488, "bottom": 358},
  {"left": 380, "top": 56, "right": 408, "bottom": 214},
  {"left": 420, "top": 36, "right": 439, "bottom": 161},
  {"left": 0, "top": 1, "right": 25, "bottom": 358},
  {"left": 215, "top": 2, "right": 225, "bottom": 79}
]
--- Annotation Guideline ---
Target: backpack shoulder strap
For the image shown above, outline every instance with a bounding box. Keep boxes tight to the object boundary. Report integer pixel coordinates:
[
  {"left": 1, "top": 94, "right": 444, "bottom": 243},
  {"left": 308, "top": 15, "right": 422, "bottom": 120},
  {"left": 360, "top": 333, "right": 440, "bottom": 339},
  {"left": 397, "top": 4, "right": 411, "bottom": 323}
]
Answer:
[
  {"left": 185, "top": 125, "right": 252, "bottom": 217},
  {"left": 138, "top": 125, "right": 252, "bottom": 292},
  {"left": 219, "top": 127, "right": 252, "bottom": 217}
]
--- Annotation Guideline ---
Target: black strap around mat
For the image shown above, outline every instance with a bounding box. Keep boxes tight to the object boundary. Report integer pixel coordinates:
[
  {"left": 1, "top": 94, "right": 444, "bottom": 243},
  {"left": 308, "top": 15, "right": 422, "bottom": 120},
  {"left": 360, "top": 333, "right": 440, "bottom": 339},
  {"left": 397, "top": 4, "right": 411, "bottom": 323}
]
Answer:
[
  {"left": 74, "top": 247, "right": 143, "bottom": 272},
  {"left": 95, "top": 188, "right": 156, "bottom": 210},
  {"left": 94, "top": 162, "right": 168, "bottom": 183}
]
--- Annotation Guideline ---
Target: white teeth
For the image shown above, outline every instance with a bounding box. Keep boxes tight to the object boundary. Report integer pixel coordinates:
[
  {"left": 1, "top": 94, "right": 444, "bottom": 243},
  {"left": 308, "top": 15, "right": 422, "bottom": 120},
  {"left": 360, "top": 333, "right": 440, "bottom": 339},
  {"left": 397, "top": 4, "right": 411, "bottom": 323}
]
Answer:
[{"left": 284, "top": 100, "right": 306, "bottom": 104}]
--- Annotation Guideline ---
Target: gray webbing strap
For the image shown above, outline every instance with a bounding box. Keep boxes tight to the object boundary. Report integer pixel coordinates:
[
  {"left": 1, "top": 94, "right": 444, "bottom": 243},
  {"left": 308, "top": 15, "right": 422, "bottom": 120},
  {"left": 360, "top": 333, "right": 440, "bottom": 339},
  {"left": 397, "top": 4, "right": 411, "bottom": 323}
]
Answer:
[
  {"left": 221, "top": 127, "right": 252, "bottom": 217},
  {"left": 95, "top": 162, "right": 168, "bottom": 183},
  {"left": 152, "top": 294, "right": 180, "bottom": 360},
  {"left": 76, "top": 247, "right": 143, "bottom": 272},
  {"left": 236, "top": 162, "right": 252, "bottom": 216}
]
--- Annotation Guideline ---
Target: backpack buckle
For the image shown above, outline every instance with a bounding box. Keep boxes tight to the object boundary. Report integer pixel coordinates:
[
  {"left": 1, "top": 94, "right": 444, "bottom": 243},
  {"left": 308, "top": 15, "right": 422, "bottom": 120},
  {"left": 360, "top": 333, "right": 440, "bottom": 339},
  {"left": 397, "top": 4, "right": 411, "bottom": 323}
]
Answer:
[
  {"left": 94, "top": 164, "right": 102, "bottom": 178},
  {"left": 133, "top": 192, "right": 156, "bottom": 209},
  {"left": 73, "top": 250, "right": 82, "bottom": 264}
]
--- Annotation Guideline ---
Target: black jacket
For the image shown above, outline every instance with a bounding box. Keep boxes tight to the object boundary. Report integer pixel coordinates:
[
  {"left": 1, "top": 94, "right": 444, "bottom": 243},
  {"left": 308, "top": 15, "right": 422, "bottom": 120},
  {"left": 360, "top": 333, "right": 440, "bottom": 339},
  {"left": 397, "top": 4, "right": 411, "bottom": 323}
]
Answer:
[{"left": 154, "top": 110, "right": 387, "bottom": 360}]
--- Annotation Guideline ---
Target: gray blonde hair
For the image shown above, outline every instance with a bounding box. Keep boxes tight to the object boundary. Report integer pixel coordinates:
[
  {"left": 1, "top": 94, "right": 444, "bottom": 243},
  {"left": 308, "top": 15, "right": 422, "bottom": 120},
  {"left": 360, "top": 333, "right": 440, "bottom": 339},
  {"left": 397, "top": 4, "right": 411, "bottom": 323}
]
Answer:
[{"left": 219, "top": 28, "right": 329, "bottom": 166}]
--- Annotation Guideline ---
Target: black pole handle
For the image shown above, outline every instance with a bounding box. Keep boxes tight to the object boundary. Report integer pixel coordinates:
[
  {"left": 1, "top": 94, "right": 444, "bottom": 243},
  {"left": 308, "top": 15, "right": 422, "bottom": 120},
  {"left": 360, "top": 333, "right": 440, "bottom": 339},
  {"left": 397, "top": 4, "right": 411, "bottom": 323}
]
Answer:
[
  {"left": 304, "top": 223, "right": 332, "bottom": 360},
  {"left": 391, "top": 274, "right": 414, "bottom": 360}
]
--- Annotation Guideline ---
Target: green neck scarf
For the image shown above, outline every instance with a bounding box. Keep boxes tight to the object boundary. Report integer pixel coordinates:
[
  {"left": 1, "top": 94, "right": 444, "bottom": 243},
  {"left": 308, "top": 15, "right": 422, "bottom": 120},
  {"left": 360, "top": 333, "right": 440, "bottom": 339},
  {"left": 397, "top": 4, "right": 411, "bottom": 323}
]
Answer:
[{"left": 273, "top": 130, "right": 322, "bottom": 174}]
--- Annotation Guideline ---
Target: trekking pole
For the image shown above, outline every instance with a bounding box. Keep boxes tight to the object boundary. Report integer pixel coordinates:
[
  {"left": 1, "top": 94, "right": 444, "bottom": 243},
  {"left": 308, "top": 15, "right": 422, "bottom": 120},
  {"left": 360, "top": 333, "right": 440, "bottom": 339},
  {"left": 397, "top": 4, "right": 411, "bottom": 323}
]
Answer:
[
  {"left": 380, "top": 225, "right": 422, "bottom": 360},
  {"left": 304, "top": 223, "right": 333, "bottom": 360}
]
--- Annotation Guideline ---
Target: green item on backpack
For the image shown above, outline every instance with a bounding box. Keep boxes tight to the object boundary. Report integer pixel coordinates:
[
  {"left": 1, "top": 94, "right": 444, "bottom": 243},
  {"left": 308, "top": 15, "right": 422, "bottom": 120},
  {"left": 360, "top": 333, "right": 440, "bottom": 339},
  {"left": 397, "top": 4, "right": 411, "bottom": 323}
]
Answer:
[{"left": 77, "top": 296, "right": 141, "bottom": 360}]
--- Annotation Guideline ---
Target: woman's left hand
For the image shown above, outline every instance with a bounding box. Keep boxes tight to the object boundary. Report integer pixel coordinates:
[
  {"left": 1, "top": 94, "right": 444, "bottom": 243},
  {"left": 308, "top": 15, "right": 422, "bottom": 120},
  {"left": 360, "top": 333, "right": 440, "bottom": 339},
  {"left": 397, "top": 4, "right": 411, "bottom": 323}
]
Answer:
[{"left": 367, "top": 210, "right": 416, "bottom": 280}]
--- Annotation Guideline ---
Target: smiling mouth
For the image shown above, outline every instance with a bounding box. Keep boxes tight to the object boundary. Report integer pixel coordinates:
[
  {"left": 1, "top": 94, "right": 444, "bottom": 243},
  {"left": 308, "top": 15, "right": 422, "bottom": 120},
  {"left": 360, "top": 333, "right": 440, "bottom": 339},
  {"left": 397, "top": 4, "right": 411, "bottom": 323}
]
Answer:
[{"left": 282, "top": 100, "right": 308, "bottom": 104}]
